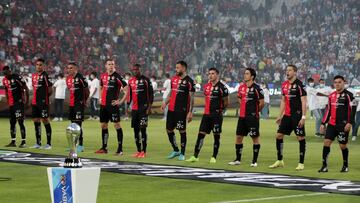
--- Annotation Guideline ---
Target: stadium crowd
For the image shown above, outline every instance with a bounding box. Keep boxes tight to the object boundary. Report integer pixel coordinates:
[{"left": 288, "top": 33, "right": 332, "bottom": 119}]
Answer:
[{"left": 206, "top": 0, "right": 360, "bottom": 86}]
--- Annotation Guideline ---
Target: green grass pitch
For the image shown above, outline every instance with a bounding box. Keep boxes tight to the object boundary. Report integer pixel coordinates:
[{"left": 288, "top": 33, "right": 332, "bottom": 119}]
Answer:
[{"left": 0, "top": 109, "right": 359, "bottom": 202}]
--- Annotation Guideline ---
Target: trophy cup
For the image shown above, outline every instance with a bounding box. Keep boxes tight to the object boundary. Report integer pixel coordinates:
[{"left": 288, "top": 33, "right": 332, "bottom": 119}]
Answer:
[{"left": 64, "top": 123, "right": 82, "bottom": 168}]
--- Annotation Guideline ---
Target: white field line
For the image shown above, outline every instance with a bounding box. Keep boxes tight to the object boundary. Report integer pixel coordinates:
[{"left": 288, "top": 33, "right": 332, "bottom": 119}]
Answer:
[{"left": 211, "top": 192, "right": 326, "bottom": 203}]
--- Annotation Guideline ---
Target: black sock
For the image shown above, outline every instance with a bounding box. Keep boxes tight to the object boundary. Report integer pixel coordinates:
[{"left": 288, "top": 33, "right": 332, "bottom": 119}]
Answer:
[
  {"left": 117, "top": 128, "right": 124, "bottom": 152},
  {"left": 75, "top": 122, "right": 83, "bottom": 146},
  {"left": 34, "top": 122, "right": 41, "bottom": 145},
  {"left": 253, "top": 144, "right": 261, "bottom": 164},
  {"left": 322, "top": 146, "right": 330, "bottom": 167},
  {"left": 276, "top": 138, "right": 283, "bottom": 160},
  {"left": 44, "top": 123, "right": 52, "bottom": 145},
  {"left": 10, "top": 118, "right": 16, "bottom": 141},
  {"left": 18, "top": 120, "right": 26, "bottom": 141},
  {"left": 180, "top": 132, "right": 187, "bottom": 155},
  {"left": 341, "top": 148, "right": 349, "bottom": 167},
  {"left": 102, "top": 128, "right": 109, "bottom": 149},
  {"left": 194, "top": 133, "right": 206, "bottom": 158},
  {"left": 134, "top": 128, "right": 141, "bottom": 152},
  {"left": 299, "top": 139, "right": 306, "bottom": 164},
  {"left": 167, "top": 131, "right": 179, "bottom": 152},
  {"left": 140, "top": 128, "right": 147, "bottom": 153},
  {"left": 213, "top": 134, "right": 220, "bottom": 158},
  {"left": 235, "top": 144, "right": 243, "bottom": 161}
]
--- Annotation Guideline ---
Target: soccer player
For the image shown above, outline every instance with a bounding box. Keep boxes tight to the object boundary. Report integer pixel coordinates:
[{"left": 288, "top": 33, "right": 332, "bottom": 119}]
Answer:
[
  {"left": 66, "top": 62, "right": 89, "bottom": 152},
  {"left": 161, "top": 60, "right": 195, "bottom": 161},
  {"left": 186, "top": 67, "right": 228, "bottom": 163},
  {"left": 2, "top": 66, "right": 29, "bottom": 147},
  {"left": 95, "top": 58, "right": 128, "bottom": 155},
  {"left": 269, "top": 64, "right": 307, "bottom": 170},
  {"left": 31, "top": 58, "right": 53, "bottom": 149},
  {"left": 228, "top": 68, "right": 264, "bottom": 167},
  {"left": 318, "top": 75, "right": 356, "bottom": 173},
  {"left": 127, "top": 64, "right": 154, "bottom": 158}
]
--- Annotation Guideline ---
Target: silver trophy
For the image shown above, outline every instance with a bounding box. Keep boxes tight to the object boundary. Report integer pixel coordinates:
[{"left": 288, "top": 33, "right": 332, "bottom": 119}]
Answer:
[{"left": 64, "top": 123, "right": 82, "bottom": 168}]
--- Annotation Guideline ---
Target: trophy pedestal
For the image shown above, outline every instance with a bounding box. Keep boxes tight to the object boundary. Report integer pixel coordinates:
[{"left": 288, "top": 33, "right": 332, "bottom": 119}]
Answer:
[{"left": 47, "top": 167, "right": 101, "bottom": 203}]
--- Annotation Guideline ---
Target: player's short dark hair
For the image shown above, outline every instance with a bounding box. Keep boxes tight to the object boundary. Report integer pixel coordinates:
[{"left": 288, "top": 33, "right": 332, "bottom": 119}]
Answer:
[
  {"left": 90, "top": 71, "right": 97, "bottom": 77},
  {"left": 36, "top": 58, "right": 45, "bottom": 63},
  {"left": 245, "top": 68, "right": 256, "bottom": 80},
  {"left": 68, "top": 62, "right": 78, "bottom": 67},
  {"left": 333, "top": 75, "right": 345, "bottom": 81},
  {"left": 104, "top": 58, "right": 114, "bottom": 64},
  {"left": 165, "top": 73, "right": 170, "bottom": 78},
  {"left": 2, "top": 65, "right": 10, "bottom": 71},
  {"left": 319, "top": 78, "right": 325, "bottom": 82},
  {"left": 208, "top": 67, "right": 219, "bottom": 74},
  {"left": 287, "top": 64, "right": 298, "bottom": 72},
  {"left": 176, "top": 60, "right": 187, "bottom": 69},
  {"left": 308, "top": 78, "right": 314, "bottom": 82},
  {"left": 133, "top": 64, "right": 141, "bottom": 69},
  {"left": 58, "top": 73, "right": 64, "bottom": 78}
]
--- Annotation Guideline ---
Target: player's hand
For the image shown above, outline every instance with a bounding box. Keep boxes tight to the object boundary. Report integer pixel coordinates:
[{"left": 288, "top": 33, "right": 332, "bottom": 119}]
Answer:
[
  {"left": 298, "top": 118, "right": 305, "bottom": 128},
  {"left": 160, "top": 102, "right": 167, "bottom": 112},
  {"left": 344, "top": 123, "right": 352, "bottom": 132},
  {"left": 187, "top": 112, "right": 193, "bottom": 123},
  {"left": 276, "top": 117, "right": 282, "bottom": 125},
  {"left": 146, "top": 107, "right": 151, "bottom": 115},
  {"left": 111, "top": 99, "right": 122, "bottom": 106},
  {"left": 320, "top": 124, "right": 326, "bottom": 134}
]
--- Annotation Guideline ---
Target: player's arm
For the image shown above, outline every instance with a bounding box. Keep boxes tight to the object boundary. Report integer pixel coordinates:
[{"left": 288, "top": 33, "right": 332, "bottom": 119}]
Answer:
[
  {"left": 118, "top": 85, "right": 128, "bottom": 105},
  {"left": 24, "top": 84, "right": 30, "bottom": 106},
  {"left": 223, "top": 96, "right": 229, "bottom": 109},
  {"left": 45, "top": 75, "right": 53, "bottom": 96},
  {"left": 298, "top": 95, "right": 307, "bottom": 127},
  {"left": 187, "top": 91, "right": 195, "bottom": 123},
  {"left": 345, "top": 94, "right": 357, "bottom": 132},
  {"left": 276, "top": 95, "right": 285, "bottom": 124},
  {"left": 147, "top": 78, "right": 154, "bottom": 114},
  {"left": 259, "top": 99, "right": 265, "bottom": 111}
]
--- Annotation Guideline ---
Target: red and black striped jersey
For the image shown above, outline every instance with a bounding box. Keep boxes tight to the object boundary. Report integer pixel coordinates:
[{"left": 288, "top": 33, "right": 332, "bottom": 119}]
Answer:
[
  {"left": 203, "top": 81, "right": 229, "bottom": 115},
  {"left": 281, "top": 79, "right": 306, "bottom": 116},
  {"left": 168, "top": 75, "right": 195, "bottom": 113},
  {"left": 66, "top": 73, "right": 88, "bottom": 107},
  {"left": 238, "top": 82, "right": 264, "bottom": 118},
  {"left": 100, "top": 71, "right": 127, "bottom": 106},
  {"left": 322, "top": 89, "right": 356, "bottom": 126},
  {"left": 2, "top": 74, "right": 26, "bottom": 106},
  {"left": 32, "top": 71, "right": 52, "bottom": 106},
  {"left": 127, "top": 75, "right": 154, "bottom": 111}
]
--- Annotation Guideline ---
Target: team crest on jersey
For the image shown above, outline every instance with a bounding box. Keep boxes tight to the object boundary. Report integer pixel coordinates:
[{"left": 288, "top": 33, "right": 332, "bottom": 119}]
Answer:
[
  {"left": 11, "top": 79, "right": 14, "bottom": 83},
  {"left": 215, "top": 86, "right": 218, "bottom": 90},
  {"left": 112, "top": 76, "right": 115, "bottom": 80},
  {"left": 182, "top": 80, "right": 186, "bottom": 84},
  {"left": 250, "top": 87, "right": 253, "bottom": 91},
  {"left": 293, "top": 84, "right": 297, "bottom": 88},
  {"left": 75, "top": 78, "right": 78, "bottom": 82},
  {"left": 140, "top": 79, "right": 143, "bottom": 83}
]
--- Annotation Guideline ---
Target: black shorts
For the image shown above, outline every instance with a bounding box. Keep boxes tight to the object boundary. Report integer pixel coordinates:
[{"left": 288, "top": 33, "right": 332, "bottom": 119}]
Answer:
[
  {"left": 325, "top": 124, "right": 349, "bottom": 144},
  {"left": 9, "top": 103, "right": 25, "bottom": 120},
  {"left": 166, "top": 111, "right": 187, "bottom": 131},
  {"left": 131, "top": 110, "right": 148, "bottom": 128},
  {"left": 69, "top": 105, "right": 84, "bottom": 122},
  {"left": 277, "top": 114, "right": 305, "bottom": 136},
  {"left": 199, "top": 114, "right": 223, "bottom": 134},
  {"left": 32, "top": 105, "right": 49, "bottom": 118},
  {"left": 236, "top": 117, "right": 259, "bottom": 137},
  {"left": 100, "top": 105, "right": 120, "bottom": 123}
]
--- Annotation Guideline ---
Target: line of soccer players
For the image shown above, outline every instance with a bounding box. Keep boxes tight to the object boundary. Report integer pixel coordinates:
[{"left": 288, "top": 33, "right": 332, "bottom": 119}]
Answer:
[{"left": 2, "top": 59, "right": 356, "bottom": 172}]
